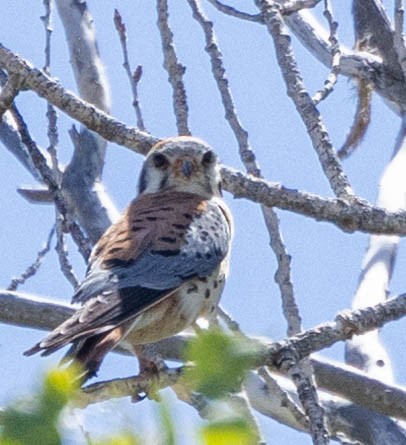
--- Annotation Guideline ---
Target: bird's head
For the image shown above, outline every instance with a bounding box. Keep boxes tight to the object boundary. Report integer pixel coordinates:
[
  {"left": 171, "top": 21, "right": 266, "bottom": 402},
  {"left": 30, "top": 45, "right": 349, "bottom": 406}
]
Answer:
[{"left": 138, "top": 136, "right": 222, "bottom": 198}]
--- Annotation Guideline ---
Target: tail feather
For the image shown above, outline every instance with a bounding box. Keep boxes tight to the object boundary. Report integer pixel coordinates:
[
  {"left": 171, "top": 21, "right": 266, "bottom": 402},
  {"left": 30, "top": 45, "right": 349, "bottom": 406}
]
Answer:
[
  {"left": 69, "top": 327, "right": 124, "bottom": 380},
  {"left": 24, "top": 327, "right": 124, "bottom": 382}
]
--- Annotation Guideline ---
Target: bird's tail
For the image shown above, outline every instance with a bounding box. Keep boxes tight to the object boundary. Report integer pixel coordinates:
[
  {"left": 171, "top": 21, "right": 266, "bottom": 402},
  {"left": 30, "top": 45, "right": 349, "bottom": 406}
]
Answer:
[{"left": 24, "top": 326, "right": 124, "bottom": 382}]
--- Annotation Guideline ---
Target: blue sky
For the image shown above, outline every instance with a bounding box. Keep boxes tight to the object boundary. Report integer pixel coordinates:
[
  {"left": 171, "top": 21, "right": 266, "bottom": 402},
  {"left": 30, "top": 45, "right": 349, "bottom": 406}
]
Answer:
[{"left": 1, "top": 1, "right": 404, "bottom": 443}]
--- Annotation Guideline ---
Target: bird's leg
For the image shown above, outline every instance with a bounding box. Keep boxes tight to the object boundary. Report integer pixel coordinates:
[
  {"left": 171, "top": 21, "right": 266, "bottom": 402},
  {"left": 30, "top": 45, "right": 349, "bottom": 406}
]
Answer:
[{"left": 132, "top": 343, "right": 168, "bottom": 402}]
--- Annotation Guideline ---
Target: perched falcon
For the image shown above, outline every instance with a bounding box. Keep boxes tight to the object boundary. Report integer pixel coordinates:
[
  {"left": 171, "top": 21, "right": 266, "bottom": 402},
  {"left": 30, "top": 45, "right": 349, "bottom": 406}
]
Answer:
[{"left": 24, "top": 136, "right": 233, "bottom": 381}]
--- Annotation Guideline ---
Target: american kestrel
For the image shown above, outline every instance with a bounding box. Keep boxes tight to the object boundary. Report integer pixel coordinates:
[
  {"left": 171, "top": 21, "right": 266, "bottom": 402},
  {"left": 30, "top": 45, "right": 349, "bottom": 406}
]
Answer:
[{"left": 24, "top": 136, "right": 233, "bottom": 381}]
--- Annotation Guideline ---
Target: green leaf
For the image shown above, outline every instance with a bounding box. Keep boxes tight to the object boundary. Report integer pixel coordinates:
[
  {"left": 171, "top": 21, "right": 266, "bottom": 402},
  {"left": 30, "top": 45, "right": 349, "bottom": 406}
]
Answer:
[
  {"left": 184, "top": 329, "right": 256, "bottom": 399},
  {"left": 201, "top": 419, "right": 258, "bottom": 445},
  {"left": 0, "top": 367, "right": 80, "bottom": 445}
]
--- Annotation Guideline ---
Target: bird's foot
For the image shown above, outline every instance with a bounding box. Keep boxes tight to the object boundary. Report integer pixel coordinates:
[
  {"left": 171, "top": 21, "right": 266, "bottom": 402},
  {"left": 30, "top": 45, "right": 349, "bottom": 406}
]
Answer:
[{"left": 131, "top": 344, "right": 168, "bottom": 402}]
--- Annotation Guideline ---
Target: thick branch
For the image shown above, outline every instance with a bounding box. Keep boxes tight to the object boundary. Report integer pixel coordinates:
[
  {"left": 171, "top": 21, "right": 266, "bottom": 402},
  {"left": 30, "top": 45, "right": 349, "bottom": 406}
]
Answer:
[
  {"left": 3, "top": 289, "right": 406, "bottom": 421},
  {"left": 56, "top": 1, "right": 120, "bottom": 242},
  {"left": 221, "top": 167, "right": 406, "bottom": 235},
  {"left": 4, "top": 45, "right": 406, "bottom": 237},
  {"left": 0, "top": 44, "right": 158, "bottom": 155},
  {"left": 75, "top": 367, "right": 183, "bottom": 408}
]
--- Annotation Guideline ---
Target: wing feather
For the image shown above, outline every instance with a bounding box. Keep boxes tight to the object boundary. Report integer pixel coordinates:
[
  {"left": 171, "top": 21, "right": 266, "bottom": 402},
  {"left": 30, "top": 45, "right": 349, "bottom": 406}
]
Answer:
[
  {"left": 72, "top": 191, "right": 231, "bottom": 304},
  {"left": 24, "top": 191, "right": 231, "bottom": 357}
]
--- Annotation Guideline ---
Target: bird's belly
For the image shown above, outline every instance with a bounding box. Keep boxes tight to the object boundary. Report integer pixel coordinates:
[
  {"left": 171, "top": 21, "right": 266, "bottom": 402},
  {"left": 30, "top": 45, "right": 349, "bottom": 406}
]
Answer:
[{"left": 121, "top": 270, "right": 226, "bottom": 347}]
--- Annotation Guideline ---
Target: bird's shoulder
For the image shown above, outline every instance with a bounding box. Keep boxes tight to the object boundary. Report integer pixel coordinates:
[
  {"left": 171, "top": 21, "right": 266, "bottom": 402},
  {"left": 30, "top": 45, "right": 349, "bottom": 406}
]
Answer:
[{"left": 90, "top": 191, "right": 227, "bottom": 269}]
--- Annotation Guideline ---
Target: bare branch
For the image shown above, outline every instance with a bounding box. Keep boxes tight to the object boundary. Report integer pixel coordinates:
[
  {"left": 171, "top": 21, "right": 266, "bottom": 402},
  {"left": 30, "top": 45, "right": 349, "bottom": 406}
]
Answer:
[
  {"left": 41, "top": 0, "right": 52, "bottom": 74},
  {"left": 2, "top": 290, "right": 406, "bottom": 420},
  {"left": 75, "top": 367, "right": 183, "bottom": 408},
  {"left": 55, "top": 215, "right": 79, "bottom": 289},
  {"left": 393, "top": 0, "right": 406, "bottom": 79},
  {"left": 0, "top": 72, "right": 23, "bottom": 118},
  {"left": 7, "top": 226, "right": 55, "bottom": 291},
  {"left": 257, "top": 367, "right": 309, "bottom": 430},
  {"left": 261, "top": 293, "right": 406, "bottom": 368},
  {"left": 206, "top": 0, "right": 263, "bottom": 23},
  {"left": 187, "top": 0, "right": 259, "bottom": 176},
  {"left": 312, "top": 1, "right": 340, "bottom": 105},
  {"left": 17, "top": 186, "right": 53, "bottom": 203},
  {"left": 113, "top": 9, "right": 146, "bottom": 131},
  {"left": 345, "top": 120, "right": 406, "bottom": 381},
  {"left": 62, "top": 126, "right": 119, "bottom": 244},
  {"left": 207, "top": 2, "right": 406, "bottom": 112},
  {"left": 312, "top": 357, "right": 406, "bottom": 421},
  {"left": 0, "top": 43, "right": 158, "bottom": 155},
  {"left": 9, "top": 104, "right": 91, "bottom": 259},
  {"left": 262, "top": 207, "right": 301, "bottom": 336},
  {"left": 282, "top": 357, "right": 329, "bottom": 444},
  {"left": 0, "top": 290, "right": 75, "bottom": 331},
  {"left": 189, "top": 5, "right": 321, "bottom": 432},
  {"left": 56, "top": 1, "right": 120, "bottom": 243},
  {"left": 198, "top": 0, "right": 301, "bottom": 337},
  {"left": 221, "top": 167, "right": 406, "bottom": 235},
  {"left": 5, "top": 46, "right": 406, "bottom": 237},
  {"left": 256, "top": 0, "right": 352, "bottom": 199},
  {"left": 0, "top": 119, "right": 41, "bottom": 180},
  {"left": 156, "top": 0, "right": 191, "bottom": 136},
  {"left": 55, "top": 0, "right": 110, "bottom": 112}
]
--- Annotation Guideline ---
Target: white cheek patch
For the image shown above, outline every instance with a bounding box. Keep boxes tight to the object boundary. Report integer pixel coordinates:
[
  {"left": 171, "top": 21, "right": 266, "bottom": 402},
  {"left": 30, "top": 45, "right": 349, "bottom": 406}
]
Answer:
[{"left": 143, "top": 169, "right": 166, "bottom": 194}]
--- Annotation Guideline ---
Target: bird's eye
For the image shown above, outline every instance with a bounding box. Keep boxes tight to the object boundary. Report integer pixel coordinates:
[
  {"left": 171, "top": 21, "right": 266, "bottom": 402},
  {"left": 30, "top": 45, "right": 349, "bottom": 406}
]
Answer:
[
  {"left": 201, "top": 150, "right": 216, "bottom": 166},
  {"left": 152, "top": 152, "right": 169, "bottom": 169}
]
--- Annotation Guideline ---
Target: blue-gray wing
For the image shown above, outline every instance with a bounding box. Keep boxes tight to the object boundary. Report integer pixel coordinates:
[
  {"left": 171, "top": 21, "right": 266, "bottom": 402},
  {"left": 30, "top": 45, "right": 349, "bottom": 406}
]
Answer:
[{"left": 72, "top": 193, "right": 232, "bottom": 304}]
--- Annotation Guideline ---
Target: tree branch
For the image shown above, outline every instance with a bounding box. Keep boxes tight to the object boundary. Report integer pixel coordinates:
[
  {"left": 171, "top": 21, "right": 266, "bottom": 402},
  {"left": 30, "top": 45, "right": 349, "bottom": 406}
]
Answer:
[
  {"left": 256, "top": 0, "right": 352, "bottom": 200},
  {"left": 2, "top": 289, "right": 406, "bottom": 421},
  {"left": 4, "top": 45, "right": 406, "bottom": 239},
  {"left": 156, "top": 0, "right": 191, "bottom": 136},
  {"left": 0, "top": 44, "right": 158, "bottom": 155}
]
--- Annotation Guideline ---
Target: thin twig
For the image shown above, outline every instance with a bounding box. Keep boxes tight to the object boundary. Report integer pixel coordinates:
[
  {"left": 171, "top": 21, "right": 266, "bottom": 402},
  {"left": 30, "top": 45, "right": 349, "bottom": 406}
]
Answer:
[
  {"left": 195, "top": 0, "right": 301, "bottom": 349},
  {"left": 187, "top": 0, "right": 259, "bottom": 176},
  {"left": 394, "top": 0, "right": 406, "bottom": 79},
  {"left": 4, "top": 45, "right": 406, "bottom": 235},
  {"left": 283, "top": 358, "right": 329, "bottom": 444},
  {"left": 113, "top": 9, "right": 146, "bottom": 131},
  {"left": 0, "top": 70, "right": 41, "bottom": 178},
  {"left": 41, "top": 0, "right": 52, "bottom": 74},
  {"left": 156, "top": 0, "right": 190, "bottom": 136},
  {"left": 42, "top": 0, "right": 61, "bottom": 181},
  {"left": 312, "top": 0, "right": 340, "bottom": 105},
  {"left": 7, "top": 226, "right": 55, "bottom": 291},
  {"left": 0, "top": 72, "right": 23, "bottom": 118},
  {"left": 261, "top": 207, "right": 301, "bottom": 336},
  {"left": 206, "top": 0, "right": 263, "bottom": 22},
  {"left": 0, "top": 43, "right": 158, "bottom": 154},
  {"left": 255, "top": 0, "right": 353, "bottom": 199},
  {"left": 9, "top": 104, "right": 91, "bottom": 260},
  {"left": 189, "top": 4, "right": 321, "bottom": 437},
  {"left": 55, "top": 215, "right": 79, "bottom": 289},
  {"left": 217, "top": 305, "right": 243, "bottom": 333},
  {"left": 258, "top": 367, "right": 309, "bottom": 430}
]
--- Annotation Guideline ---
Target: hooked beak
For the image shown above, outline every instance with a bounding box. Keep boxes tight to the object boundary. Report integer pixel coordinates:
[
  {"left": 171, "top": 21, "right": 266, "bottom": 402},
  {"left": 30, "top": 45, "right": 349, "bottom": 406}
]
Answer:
[{"left": 181, "top": 159, "right": 193, "bottom": 178}]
